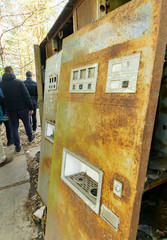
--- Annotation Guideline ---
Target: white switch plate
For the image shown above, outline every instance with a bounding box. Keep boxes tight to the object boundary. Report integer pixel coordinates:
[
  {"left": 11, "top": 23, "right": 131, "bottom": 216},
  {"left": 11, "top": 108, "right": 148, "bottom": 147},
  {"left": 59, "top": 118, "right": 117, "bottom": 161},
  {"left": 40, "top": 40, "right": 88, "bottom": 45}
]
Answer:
[
  {"left": 106, "top": 53, "right": 141, "bottom": 93},
  {"left": 113, "top": 179, "right": 123, "bottom": 198}
]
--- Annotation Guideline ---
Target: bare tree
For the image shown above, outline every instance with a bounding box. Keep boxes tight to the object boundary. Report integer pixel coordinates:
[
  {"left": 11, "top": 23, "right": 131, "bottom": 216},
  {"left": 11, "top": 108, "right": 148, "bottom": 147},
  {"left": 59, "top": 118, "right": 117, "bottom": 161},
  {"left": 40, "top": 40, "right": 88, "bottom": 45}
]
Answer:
[{"left": 0, "top": 0, "right": 68, "bottom": 77}]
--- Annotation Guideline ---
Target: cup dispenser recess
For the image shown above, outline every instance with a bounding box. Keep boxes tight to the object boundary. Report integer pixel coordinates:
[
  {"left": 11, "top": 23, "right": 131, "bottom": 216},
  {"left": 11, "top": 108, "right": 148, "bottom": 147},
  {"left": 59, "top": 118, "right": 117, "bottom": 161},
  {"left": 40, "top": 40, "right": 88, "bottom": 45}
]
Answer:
[
  {"left": 61, "top": 148, "right": 103, "bottom": 214},
  {"left": 45, "top": 121, "right": 55, "bottom": 143}
]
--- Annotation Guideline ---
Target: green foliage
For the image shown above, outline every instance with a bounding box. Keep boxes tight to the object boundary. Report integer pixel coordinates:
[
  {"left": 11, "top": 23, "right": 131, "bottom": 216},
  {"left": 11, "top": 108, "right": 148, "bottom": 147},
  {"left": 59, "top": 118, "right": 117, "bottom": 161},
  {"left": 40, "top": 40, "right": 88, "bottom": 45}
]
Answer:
[{"left": 0, "top": 66, "right": 3, "bottom": 76}]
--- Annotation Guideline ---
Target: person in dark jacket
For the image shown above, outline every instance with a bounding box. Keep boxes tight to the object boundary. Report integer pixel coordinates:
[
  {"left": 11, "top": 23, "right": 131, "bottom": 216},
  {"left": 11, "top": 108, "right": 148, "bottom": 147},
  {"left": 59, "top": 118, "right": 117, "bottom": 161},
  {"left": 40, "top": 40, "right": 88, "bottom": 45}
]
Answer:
[
  {"left": 0, "top": 76, "right": 13, "bottom": 146},
  {"left": 0, "top": 87, "right": 13, "bottom": 166},
  {"left": 0, "top": 66, "right": 35, "bottom": 152},
  {"left": 24, "top": 71, "right": 38, "bottom": 132}
]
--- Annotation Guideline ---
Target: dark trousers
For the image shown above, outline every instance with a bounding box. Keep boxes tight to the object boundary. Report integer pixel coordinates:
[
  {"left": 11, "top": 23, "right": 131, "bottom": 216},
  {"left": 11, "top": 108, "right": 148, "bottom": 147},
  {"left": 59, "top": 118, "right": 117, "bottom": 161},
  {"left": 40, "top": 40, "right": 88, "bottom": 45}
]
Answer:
[
  {"left": 3, "top": 120, "right": 12, "bottom": 143},
  {"left": 8, "top": 108, "right": 32, "bottom": 148},
  {"left": 30, "top": 104, "right": 37, "bottom": 131}
]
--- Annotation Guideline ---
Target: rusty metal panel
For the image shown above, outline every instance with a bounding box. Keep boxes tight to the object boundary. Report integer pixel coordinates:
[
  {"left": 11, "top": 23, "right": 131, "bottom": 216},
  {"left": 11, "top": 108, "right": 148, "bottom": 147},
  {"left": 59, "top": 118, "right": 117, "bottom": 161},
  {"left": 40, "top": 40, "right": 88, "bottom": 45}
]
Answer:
[
  {"left": 38, "top": 52, "right": 62, "bottom": 205},
  {"left": 75, "top": 0, "right": 97, "bottom": 30},
  {"left": 45, "top": 40, "right": 54, "bottom": 59},
  {"left": 45, "top": 0, "right": 167, "bottom": 239},
  {"left": 106, "top": 0, "right": 131, "bottom": 13}
]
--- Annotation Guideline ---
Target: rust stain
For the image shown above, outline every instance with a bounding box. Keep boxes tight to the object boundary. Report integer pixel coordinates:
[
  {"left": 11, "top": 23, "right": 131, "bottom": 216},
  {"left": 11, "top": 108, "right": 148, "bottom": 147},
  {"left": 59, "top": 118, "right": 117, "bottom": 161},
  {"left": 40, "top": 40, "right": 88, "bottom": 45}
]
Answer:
[
  {"left": 46, "top": 119, "right": 56, "bottom": 124},
  {"left": 40, "top": 156, "right": 52, "bottom": 172},
  {"left": 142, "top": 29, "right": 149, "bottom": 35}
]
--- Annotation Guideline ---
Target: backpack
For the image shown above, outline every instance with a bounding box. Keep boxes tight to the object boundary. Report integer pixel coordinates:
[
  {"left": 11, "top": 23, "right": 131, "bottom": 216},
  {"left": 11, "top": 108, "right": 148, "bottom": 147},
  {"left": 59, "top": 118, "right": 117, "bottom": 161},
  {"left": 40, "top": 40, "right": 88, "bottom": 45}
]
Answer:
[
  {"left": 0, "top": 88, "right": 8, "bottom": 122},
  {"left": 0, "top": 88, "right": 4, "bottom": 105}
]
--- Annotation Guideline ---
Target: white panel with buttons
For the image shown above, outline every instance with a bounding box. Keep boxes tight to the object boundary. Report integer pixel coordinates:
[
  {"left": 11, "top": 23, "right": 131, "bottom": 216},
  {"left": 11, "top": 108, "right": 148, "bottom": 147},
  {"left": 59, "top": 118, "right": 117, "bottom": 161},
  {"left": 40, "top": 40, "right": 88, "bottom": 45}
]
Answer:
[
  {"left": 69, "top": 63, "right": 98, "bottom": 93},
  {"left": 48, "top": 74, "right": 58, "bottom": 91},
  {"left": 106, "top": 53, "right": 141, "bottom": 93}
]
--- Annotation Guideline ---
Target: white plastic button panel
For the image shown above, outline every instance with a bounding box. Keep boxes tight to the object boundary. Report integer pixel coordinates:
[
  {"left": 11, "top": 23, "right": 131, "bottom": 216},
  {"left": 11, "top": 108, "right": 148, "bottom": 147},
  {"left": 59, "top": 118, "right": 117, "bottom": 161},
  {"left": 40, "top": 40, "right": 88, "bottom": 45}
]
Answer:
[
  {"left": 48, "top": 74, "right": 58, "bottom": 91},
  {"left": 69, "top": 63, "right": 98, "bottom": 93},
  {"left": 106, "top": 53, "right": 141, "bottom": 93}
]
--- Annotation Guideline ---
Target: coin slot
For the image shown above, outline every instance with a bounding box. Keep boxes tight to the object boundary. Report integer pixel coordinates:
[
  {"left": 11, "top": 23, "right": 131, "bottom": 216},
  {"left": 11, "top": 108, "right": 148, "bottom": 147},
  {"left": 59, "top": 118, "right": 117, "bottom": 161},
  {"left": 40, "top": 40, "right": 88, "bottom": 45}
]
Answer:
[{"left": 90, "top": 188, "right": 97, "bottom": 197}]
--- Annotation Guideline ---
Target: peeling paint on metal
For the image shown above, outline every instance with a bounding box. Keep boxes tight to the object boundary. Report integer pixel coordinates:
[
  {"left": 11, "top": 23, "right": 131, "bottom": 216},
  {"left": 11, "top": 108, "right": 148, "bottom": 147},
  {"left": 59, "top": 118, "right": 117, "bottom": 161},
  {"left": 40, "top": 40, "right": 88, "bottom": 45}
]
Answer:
[
  {"left": 38, "top": 52, "right": 62, "bottom": 205},
  {"left": 45, "top": 0, "right": 167, "bottom": 239},
  {"left": 62, "top": 1, "right": 152, "bottom": 63}
]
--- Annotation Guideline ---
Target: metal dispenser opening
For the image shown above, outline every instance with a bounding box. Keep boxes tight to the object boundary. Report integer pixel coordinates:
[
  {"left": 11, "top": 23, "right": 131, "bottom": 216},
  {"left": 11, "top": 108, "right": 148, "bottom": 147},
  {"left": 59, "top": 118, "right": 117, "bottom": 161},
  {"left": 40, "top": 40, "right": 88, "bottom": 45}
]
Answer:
[
  {"left": 61, "top": 148, "right": 103, "bottom": 214},
  {"left": 45, "top": 121, "right": 55, "bottom": 143}
]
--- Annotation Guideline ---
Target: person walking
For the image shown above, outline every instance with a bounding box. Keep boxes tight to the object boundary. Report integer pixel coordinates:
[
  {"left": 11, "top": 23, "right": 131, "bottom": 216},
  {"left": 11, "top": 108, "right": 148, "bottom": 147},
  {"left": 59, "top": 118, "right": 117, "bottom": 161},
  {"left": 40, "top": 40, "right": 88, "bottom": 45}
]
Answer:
[
  {"left": 0, "top": 76, "right": 13, "bottom": 146},
  {"left": 0, "top": 87, "right": 13, "bottom": 166},
  {"left": 24, "top": 71, "right": 38, "bottom": 132},
  {"left": 0, "top": 66, "right": 35, "bottom": 152}
]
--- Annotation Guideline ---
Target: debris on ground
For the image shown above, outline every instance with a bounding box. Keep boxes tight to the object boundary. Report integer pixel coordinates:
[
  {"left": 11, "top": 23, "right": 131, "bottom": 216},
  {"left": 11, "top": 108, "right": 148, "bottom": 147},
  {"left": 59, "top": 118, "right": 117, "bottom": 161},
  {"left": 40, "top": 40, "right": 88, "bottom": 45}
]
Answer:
[
  {"left": 137, "top": 230, "right": 153, "bottom": 240},
  {"left": 1, "top": 110, "right": 47, "bottom": 239},
  {"left": 138, "top": 182, "right": 167, "bottom": 240},
  {"left": 25, "top": 150, "right": 47, "bottom": 240},
  {"left": 33, "top": 206, "right": 46, "bottom": 220}
]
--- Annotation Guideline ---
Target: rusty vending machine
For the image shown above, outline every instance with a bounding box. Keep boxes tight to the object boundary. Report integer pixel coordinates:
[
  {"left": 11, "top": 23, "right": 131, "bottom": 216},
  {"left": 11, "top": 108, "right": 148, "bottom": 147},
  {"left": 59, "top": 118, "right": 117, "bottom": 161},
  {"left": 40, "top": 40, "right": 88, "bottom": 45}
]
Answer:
[
  {"left": 36, "top": 0, "right": 167, "bottom": 239},
  {"left": 38, "top": 51, "right": 62, "bottom": 205}
]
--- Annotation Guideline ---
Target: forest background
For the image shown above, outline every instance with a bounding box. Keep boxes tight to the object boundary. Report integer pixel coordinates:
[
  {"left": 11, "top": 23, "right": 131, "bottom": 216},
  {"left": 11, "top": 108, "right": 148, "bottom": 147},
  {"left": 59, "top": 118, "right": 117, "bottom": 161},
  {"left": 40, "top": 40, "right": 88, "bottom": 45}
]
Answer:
[{"left": 0, "top": 0, "right": 67, "bottom": 79}]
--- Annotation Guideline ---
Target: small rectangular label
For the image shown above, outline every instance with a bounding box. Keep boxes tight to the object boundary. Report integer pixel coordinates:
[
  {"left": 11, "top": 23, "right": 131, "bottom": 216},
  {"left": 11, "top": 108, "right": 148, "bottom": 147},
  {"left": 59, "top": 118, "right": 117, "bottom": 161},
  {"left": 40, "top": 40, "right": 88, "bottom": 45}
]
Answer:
[
  {"left": 111, "top": 81, "right": 120, "bottom": 89},
  {"left": 112, "top": 63, "right": 122, "bottom": 72},
  {"left": 101, "top": 204, "right": 119, "bottom": 231}
]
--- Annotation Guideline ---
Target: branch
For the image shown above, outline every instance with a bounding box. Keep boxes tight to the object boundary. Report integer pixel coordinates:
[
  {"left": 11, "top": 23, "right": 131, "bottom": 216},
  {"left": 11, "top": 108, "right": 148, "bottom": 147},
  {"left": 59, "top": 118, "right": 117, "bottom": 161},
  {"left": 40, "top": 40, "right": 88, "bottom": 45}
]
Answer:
[
  {"left": 4, "top": 52, "right": 34, "bottom": 56},
  {"left": 50, "top": 0, "right": 68, "bottom": 9},
  {"left": 0, "top": 12, "right": 35, "bottom": 38},
  {"left": 0, "top": 4, "right": 48, "bottom": 38},
  {"left": 24, "top": 17, "right": 50, "bottom": 27},
  {"left": 1, "top": 0, "right": 67, "bottom": 18},
  {"left": 17, "top": 59, "right": 34, "bottom": 69},
  {"left": 1, "top": 12, "right": 32, "bottom": 18}
]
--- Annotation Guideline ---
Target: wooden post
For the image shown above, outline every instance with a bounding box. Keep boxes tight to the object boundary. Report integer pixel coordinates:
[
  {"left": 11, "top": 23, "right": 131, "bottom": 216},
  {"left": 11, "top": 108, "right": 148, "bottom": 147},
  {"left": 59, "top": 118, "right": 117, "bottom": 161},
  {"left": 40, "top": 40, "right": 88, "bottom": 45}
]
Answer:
[{"left": 34, "top": 44, "right": 43, "bottom": 127}]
